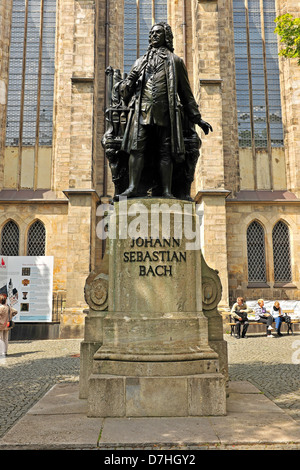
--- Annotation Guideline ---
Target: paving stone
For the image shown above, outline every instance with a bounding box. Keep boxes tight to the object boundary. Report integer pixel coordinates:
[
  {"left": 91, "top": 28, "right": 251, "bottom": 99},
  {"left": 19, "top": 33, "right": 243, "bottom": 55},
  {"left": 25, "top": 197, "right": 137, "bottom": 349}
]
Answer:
[{"left": 1, "top": 334, "right": 300, "bottom": 449}]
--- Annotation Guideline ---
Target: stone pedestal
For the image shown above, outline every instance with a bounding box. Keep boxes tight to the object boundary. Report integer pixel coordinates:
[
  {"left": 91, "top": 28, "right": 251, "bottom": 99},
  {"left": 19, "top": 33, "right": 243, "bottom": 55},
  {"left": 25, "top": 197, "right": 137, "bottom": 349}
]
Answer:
[{"left": 80, "top": 199, "right": 227, "bottom": 417}]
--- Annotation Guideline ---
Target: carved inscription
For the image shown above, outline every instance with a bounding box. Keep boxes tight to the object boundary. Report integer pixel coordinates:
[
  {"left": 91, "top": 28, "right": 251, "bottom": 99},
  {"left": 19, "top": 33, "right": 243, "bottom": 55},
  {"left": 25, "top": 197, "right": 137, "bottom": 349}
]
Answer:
[{"left": 123, "top": 237, "right": 186, "bottom": 276}]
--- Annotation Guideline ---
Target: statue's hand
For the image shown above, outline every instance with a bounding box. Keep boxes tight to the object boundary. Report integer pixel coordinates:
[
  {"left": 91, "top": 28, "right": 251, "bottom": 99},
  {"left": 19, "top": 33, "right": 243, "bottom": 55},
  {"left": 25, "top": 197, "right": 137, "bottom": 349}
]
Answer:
[
  {"left": 119, "top": 80, "right": 135, "bottom": 101},
  {"left": 198, "top": 119, "right": 213, "bottom": 135}
]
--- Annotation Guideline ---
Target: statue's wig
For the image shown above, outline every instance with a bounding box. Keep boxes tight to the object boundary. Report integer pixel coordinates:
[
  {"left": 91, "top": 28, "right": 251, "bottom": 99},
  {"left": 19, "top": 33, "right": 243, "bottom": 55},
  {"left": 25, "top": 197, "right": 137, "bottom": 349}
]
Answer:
[{"left": 148, "top": 22, "right": 174, "bottom": 52}]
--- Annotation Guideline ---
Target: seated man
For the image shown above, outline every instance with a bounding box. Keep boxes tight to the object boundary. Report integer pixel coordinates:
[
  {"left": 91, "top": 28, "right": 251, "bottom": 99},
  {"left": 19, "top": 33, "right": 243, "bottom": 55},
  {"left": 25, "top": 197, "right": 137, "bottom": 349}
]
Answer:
[
  {"left": 254, "top": 298, "right": 274, "bottom": 337},
  {"left": 231, "top": 296, "right": 252, "bottom": 338}
]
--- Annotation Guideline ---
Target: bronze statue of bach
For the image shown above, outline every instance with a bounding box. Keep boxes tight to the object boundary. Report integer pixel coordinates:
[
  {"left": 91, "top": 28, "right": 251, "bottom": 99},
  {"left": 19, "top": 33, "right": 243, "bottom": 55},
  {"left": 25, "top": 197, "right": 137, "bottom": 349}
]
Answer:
[{"left": 102, "top": 22, "right": 213, "bottom": 201}]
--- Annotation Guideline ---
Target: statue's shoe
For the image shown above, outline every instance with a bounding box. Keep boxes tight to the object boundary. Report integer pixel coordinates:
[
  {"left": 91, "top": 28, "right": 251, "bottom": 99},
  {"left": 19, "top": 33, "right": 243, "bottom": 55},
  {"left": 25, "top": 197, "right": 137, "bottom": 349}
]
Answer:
[
  {"left": 162, "top": 192, "right": 175, "bottom": 199},
  {"left": 116, "top": 187, "right": 137, "bottom": 199}
]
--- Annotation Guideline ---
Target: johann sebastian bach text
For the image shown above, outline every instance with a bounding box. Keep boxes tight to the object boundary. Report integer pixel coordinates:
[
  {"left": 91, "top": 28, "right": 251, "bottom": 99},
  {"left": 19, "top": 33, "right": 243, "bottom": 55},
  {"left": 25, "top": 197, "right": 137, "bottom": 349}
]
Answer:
[{"left": 123, "top": 237, "right": 186, "bottom": 276}]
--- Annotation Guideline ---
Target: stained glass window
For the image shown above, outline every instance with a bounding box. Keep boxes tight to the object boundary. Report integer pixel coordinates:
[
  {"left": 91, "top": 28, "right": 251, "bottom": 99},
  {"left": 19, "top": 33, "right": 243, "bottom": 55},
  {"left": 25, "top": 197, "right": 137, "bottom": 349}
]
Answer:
[
  {"left": 124, "top": 0, "right": 168, "bottom": 73},
  {"left": 233, "top": 0, "right": 284, "bottom": 149},
  {"left": 27, "top": 220, "right": 46, "bottom": 256},
  {"left": 272, "top": 221, "right": 292, "bottom": 282},
  {"left": 0, "top": 221, "right": 20, "bottom": 256},
  {"left": 6, "top": 0, "right": 56, "bottom": 147},
  {"left": 247, "top": 221, "right": 267, "bottom": 282}
]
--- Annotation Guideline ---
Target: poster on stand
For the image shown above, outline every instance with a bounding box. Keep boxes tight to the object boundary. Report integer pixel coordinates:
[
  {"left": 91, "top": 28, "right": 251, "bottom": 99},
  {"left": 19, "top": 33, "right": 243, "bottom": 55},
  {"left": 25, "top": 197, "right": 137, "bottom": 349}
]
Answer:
[{"left": 0, "top": 256, "right": 54, "bottom": 322}]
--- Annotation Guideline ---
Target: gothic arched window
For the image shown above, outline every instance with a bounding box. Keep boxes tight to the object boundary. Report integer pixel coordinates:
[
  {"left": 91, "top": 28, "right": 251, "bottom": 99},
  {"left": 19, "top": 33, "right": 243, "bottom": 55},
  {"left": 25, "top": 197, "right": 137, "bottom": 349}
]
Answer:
[
  {"left": 272, "top": 221, "right": 292, "bottom": 283},
  {"left": 0, "top": 221, "right": 20, "bottom": 256},
  {"left": 247, "top": 221, "right": 267, "bottom": 282},
  {"left": 27, "top": 220, "right": 46, "bottom": 256}
]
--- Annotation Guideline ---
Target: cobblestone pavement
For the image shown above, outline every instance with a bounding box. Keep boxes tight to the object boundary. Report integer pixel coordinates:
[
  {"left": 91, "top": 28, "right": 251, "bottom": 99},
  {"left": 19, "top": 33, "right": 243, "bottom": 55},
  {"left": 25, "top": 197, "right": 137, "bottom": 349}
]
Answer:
[
  {"left": 226, "top": 333, "right": 300, "bottom": 424},
  {"left": 1, "top": 334, "right": 300, "bottom": 439},
  {"left": 0, "top": 339, "right": 82, "bottom": 438}
]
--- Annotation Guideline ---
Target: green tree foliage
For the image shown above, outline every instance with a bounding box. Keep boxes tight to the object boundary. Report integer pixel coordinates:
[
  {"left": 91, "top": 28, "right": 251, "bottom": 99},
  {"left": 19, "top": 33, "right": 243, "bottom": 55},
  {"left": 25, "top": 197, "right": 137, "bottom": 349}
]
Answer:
[{"left": 274, "top": 14, "right": 300, "bottom": 65}]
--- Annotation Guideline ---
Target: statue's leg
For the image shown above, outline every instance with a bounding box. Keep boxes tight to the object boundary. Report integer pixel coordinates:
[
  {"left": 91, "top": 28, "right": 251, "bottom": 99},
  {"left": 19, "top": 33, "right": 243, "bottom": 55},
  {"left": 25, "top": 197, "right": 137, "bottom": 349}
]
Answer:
[
  {"left": 118, "top": 152, "right": 144, "bottom": 198},
  {"left": 160, "top": 160, "right": 174, "bottom": 198},
  {"left": 159, "top": 128, "right": 175, "bottom": 198},
  {"left": 117, "top": 125, "right": 148, "bottom": 198}
]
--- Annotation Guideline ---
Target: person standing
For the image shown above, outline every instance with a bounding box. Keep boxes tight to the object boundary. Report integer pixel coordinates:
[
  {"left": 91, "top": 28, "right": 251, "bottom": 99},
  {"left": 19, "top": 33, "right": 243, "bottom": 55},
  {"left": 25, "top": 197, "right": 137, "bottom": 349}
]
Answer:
[
  {"left": 0, "top": 294, "right": 17, "bottom": 356},
  {"left": 231, "top": 297, "right": 252, "bottom": 338}
]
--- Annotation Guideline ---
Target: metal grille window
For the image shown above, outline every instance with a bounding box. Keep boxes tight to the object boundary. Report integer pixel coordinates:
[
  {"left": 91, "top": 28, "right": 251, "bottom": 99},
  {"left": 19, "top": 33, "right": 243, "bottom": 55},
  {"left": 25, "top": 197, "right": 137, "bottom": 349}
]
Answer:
[
  {"left": 6, "top": 0, "right": 56, "bottom": 147},
  {"left": 233, "top": 0, "right": 284, "bottom": 149},
  {"left": 247, "top": 221, "right": 267, "bottom": 282},
  {"left": 27, "top": 220, "right": 46, "bottom": 256},
  {"left": 0, "top": 221, "right": 20, "bottom": 256},
  {"left": 124, "top": 0, "right": 168, "bottom": 73},
  {"left": 272, "top": 221, "right": 292, "bottom": 283}
]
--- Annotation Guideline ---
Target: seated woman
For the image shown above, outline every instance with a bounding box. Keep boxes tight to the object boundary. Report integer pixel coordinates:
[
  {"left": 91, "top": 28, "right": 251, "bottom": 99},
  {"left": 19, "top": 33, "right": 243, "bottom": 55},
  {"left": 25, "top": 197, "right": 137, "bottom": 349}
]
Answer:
[
  {"left": 254, "top": 299, "right": 274, "bottom": 337},
  {"left": 271, "top": 301, "right": 292, "bottom": 336}
]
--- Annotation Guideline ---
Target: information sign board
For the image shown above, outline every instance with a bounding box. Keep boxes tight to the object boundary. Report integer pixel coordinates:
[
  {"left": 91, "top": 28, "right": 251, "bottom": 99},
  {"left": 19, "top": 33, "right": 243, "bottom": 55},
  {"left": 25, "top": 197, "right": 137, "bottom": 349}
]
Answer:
[{"left": 0, "top": 256, "right": 54, "bottom": 322}]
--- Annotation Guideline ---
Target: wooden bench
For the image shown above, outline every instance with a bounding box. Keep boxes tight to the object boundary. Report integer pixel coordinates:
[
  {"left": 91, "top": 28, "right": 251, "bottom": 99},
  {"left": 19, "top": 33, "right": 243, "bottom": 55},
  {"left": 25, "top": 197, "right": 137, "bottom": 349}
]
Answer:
[{"left": 228, "top": 310, "right": 300, "bottom": 336}]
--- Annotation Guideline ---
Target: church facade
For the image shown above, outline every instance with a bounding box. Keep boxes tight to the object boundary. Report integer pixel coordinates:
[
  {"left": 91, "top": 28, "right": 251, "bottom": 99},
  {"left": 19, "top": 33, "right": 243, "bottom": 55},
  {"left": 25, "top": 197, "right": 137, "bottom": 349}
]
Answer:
[{"left": 0, "top": 0, "right": 299, "bottom": 337}]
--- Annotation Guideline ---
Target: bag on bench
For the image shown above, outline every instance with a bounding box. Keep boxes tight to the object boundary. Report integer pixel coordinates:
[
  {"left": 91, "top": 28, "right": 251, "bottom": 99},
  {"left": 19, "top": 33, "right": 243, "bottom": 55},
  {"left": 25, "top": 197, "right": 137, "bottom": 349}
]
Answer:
[{"left": 234, "top": 311, "right": 248, "bottom": 322}]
